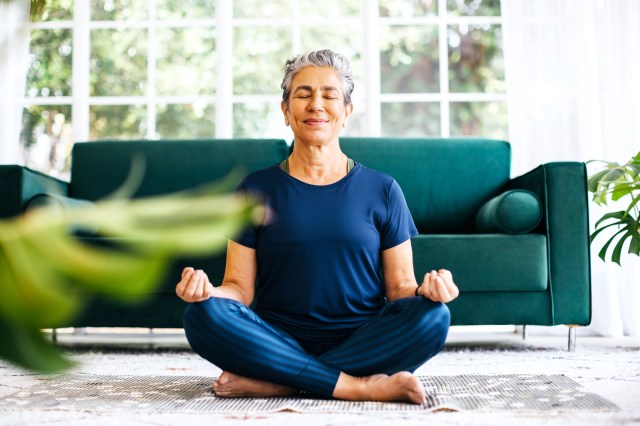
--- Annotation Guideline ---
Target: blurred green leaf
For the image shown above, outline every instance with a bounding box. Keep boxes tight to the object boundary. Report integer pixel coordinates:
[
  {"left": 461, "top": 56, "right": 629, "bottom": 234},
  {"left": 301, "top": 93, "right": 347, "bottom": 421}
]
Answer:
[
  {"left": 0, "top": 225, "right": 81, "bottom": 328},
  {"left": 0, "top": 318, "right": 75, "bottom": 372},
  {"left": 0, "top": 179, "right": 257, "bottom": 372}
]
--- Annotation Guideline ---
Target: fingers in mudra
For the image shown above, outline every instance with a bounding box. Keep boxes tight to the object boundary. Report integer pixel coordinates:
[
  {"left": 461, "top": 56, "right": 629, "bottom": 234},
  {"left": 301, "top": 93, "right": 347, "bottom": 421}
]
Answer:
[
  {"left": 176, "top": 267, "right": 210, "bottom": 302},
  {"left": 421, "top": 270, "right": 457, "bottom": 302}
]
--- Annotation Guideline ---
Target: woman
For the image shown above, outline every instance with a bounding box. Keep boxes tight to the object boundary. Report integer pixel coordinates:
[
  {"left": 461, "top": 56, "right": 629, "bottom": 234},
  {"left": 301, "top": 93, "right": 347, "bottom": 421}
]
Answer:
[{"left": 176, "top": 49, "right": 459, "bottom": 404}]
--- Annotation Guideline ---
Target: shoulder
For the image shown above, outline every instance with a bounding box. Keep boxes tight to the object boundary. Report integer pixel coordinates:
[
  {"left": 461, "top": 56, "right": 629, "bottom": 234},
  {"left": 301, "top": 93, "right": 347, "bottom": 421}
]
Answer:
[
  {"left": 237, "top": 164, "right": 283, "bottom": 192},
  {"left": 353, "top": 163, "right": 396, "bottom": 188},
  {"left": 353, "top": 164, "right": 408, "bottom": 206}
]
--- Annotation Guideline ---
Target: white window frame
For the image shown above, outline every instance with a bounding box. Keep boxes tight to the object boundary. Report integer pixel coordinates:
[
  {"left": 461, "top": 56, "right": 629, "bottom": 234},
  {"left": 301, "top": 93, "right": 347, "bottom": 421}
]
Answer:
[
  {"left": 378, "top": 0, "right": 505, "bottom": 137},
  {"left": 22, "top": 0, "right": 505, "bottom": 144}
]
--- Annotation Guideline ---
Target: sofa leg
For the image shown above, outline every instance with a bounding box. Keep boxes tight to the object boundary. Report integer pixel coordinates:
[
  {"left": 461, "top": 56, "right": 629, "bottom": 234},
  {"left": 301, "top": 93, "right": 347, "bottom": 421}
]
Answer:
[
  {"left": 567, "top": 325, "right": 577, "bottom": 352},
  {"left": 51, "top": 328, "right": 57, "bottom": 344},
  {"left": 522, "top": 325, "right": 528, "bottom": 340}
]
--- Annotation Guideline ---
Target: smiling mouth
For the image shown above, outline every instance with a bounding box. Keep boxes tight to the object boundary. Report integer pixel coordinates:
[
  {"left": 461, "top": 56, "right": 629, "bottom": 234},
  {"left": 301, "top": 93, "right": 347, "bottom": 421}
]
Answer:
[{"left": 303, "top": 119, "right": 328, "bottom": 126}]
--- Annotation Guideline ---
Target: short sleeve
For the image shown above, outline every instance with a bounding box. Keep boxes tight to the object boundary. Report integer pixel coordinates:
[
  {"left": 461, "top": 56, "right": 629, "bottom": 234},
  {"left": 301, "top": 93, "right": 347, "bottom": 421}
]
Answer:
[
  {"left": 380, "top": 180, "right": 418, "bottom": 250},
  {"left": 230, "top": 180, "right": 258, "bottom": 249}
]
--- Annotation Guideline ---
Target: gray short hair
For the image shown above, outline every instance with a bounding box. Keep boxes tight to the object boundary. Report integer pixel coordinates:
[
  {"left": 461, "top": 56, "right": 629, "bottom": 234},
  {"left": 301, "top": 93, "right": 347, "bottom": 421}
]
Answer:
[{"left": 281, "top": 49, "right": 354, "bottom": 109}]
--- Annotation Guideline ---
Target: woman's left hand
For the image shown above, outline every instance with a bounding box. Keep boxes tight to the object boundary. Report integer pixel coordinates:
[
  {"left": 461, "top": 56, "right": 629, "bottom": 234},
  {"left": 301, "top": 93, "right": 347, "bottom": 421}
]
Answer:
[{"left": 417, "top": 269, "right": 459, "bottom": 303}]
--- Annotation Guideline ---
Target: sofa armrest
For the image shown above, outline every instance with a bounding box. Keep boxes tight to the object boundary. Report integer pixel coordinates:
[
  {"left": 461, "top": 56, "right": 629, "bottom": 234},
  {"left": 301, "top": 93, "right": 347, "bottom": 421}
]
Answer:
[
  {"left": 509, "top": 162, "right": 591, "bottom": 326},
  {"left": 0, "top": 165, "right": 69, "bottom": 219}
]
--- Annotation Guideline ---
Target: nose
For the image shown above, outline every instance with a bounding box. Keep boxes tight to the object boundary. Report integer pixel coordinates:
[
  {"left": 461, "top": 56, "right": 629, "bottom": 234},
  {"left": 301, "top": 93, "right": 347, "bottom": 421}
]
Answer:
[{"left": 306, "top": 93, "right": 325, "bottom": 112}]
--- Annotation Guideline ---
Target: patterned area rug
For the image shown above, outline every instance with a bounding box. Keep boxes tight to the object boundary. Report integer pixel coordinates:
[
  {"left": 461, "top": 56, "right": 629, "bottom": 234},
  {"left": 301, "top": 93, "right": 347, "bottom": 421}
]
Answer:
[{"left": 0, "top": 374, "right": 619, "bottom": 413}]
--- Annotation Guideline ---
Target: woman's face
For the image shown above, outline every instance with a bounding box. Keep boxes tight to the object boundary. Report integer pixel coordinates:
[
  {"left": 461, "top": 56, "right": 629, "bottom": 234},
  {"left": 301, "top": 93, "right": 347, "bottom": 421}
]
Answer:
[{"left": 281, "top": 66, "right": 353, "bottom": 147}]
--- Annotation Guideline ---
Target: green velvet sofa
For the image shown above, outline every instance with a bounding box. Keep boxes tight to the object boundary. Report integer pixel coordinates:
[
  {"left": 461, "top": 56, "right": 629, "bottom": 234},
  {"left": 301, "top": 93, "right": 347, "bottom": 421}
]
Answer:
[{"left": 0, "top": 138, "right": 592, "bottom": 342}]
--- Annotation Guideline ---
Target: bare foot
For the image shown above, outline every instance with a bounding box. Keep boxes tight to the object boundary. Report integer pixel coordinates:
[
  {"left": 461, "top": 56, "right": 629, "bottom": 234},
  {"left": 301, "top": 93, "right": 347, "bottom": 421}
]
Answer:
[
  {"left": 333, "top": 371, "right": 426, "bottom": 405},
  {"left": 212, "top": 371, "right": 298, "bottom": 398}
]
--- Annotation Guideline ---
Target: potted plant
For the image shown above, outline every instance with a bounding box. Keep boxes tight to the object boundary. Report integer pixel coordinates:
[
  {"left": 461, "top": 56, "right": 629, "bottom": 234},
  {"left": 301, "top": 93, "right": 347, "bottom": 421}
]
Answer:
[
  {"left": 588, "top": 152, "right": 640, "bottom": 265},
  {"left": 0, "top": 182, "right": 257, "bottom": 372}
]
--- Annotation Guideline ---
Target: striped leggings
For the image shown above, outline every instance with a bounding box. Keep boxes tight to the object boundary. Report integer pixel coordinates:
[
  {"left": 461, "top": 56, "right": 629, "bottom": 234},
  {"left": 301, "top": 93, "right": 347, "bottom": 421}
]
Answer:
[{"left": 183, "top": 296, "right": 450, "bottom": 398}]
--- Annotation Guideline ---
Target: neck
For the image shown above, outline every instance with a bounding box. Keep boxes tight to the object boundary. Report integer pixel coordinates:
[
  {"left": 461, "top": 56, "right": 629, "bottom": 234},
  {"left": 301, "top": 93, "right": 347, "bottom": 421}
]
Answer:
[{"left": 289, "top": 142, "right": 348, "bottom": 185}]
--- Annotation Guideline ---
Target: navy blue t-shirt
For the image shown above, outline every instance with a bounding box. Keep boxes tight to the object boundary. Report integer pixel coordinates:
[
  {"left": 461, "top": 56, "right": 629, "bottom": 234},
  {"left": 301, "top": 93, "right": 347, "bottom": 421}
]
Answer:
[{"left": 233, "top": 163, "right": 418, "bottom": 346}]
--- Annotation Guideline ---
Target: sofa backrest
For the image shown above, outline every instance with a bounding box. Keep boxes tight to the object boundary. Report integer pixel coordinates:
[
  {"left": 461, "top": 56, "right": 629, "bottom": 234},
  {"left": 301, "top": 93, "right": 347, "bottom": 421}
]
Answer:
[
  {"left": 69, "top": 138, "right": 510, "bottom": 233},
  {"left": 341, "top": 138, "right": 511, "bottom": 233},
  {"left": 69, "top": 139, "right": 289, "bottom": 200}
]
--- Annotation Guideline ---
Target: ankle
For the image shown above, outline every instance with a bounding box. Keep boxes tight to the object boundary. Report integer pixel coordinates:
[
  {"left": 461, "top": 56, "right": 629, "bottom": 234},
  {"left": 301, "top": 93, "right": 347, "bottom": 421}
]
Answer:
[{"left": 332, "top": 372, "right": 369, "bottom": 401}]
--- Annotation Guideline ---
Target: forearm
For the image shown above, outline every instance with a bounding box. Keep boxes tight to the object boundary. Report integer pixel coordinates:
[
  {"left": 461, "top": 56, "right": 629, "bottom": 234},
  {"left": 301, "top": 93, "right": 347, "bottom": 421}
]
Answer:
[
  {"left": 210, "top": 281, "right": 254, "bottom": 306},
  {"left": 386, "top": 281, "right": 419, "bottom": 302}
]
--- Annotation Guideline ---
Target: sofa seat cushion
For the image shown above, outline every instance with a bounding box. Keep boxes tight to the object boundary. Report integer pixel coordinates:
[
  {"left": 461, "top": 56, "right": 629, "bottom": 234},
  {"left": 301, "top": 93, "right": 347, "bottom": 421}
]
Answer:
[
  {"left": 73, "top": 236, "right": 228, "bottom": 295},
  {"left": 411, "top": 234, "right": 548, "bottom": 292}
]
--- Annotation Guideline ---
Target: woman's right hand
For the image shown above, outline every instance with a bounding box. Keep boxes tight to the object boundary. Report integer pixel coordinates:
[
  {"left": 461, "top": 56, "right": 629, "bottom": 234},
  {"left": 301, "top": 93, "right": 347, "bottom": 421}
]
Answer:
[{"left": 175, "top": 267, "right": 214, "bottom": 303}]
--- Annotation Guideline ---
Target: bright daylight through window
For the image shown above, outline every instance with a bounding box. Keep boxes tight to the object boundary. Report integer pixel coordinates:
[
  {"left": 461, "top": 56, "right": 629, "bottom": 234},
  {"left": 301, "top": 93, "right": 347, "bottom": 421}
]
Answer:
[{"left": 21, "top": 0, "right": 505, "bottom": 179}]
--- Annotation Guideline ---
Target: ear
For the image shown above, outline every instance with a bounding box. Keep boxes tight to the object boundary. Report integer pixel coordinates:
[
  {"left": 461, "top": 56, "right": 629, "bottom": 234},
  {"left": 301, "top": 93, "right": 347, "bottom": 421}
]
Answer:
[
  {"left": 342, "top": 103, "right": 353, "bottom": 128},
  {"left": 281, "top": 100, "right": 289, "bottom": 127}
]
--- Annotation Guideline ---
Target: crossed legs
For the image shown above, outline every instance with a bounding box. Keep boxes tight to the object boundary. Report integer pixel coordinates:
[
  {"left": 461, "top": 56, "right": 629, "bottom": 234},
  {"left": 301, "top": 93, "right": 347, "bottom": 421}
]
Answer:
[{"left": 183, "top": 296, "right": 450, "bottom": 404}]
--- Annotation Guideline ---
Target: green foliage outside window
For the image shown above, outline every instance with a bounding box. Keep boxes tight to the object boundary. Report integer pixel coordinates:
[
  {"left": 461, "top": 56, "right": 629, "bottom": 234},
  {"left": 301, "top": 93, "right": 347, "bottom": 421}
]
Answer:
[
  {"left": 156, "top": 103, "right": 216, "bottom": 140},
  {"left": 448, "top": 24, "right": 505, "bottom": 93},
  {"left": 20, "top": 0, "right": 506, "bottom": 176},
  {"left": 380, "top": 25, "right": 440, "bottom": 94},
  {"left": 156, "top": 27, "right": 216, "bottom": 97},
  {"left": 90, "top": 29, "right": 147, "bottom": 97},
  {"left": 25, "top": 29, "right": 72, "bottom": 97}
]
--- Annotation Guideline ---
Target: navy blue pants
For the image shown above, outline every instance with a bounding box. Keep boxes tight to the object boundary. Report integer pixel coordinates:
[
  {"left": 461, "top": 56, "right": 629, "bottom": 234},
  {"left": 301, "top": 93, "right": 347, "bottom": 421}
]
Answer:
[{"left": 183, "top": 296, "right": 450, "bottom": 397}]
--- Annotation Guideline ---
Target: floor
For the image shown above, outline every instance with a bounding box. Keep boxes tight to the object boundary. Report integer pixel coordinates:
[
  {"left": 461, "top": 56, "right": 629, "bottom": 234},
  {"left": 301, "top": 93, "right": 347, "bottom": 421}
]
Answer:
[{"left": 1, "top": 328, "right": 639, "bottom": 426}]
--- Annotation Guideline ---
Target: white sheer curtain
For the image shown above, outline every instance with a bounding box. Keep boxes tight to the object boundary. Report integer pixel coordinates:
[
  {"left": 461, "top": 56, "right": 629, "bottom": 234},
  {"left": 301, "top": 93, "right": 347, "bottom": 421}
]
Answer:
[
  {"left": 502, "top": 0, "right": 640, "bottom": 336},
  {"left": 0, "top": 0, "right": 30, "bottom": 165}
]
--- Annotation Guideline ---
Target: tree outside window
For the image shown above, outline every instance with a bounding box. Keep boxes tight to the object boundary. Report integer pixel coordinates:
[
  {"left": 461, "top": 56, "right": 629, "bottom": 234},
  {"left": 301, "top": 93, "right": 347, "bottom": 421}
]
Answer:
[{"left": 21, "top": 0, "right": 506, "bottom": 179}]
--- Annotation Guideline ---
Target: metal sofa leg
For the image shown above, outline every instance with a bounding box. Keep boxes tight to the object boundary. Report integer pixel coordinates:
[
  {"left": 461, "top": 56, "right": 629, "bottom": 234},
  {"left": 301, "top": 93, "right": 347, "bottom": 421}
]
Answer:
[
  {"left": 522, "top": 325, "right": 528, "bottom": 340},
  {"left": 567, "top": 325, "right": 577, "bottom": 352}
]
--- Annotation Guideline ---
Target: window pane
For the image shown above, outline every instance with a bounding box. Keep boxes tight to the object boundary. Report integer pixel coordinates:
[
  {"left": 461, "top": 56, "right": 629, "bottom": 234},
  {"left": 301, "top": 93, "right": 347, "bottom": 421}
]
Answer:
[
  {"left": 233, "top": 102, "right": 289, "bottom": 139},
  {"left": 90, "top": 105, "right": 147, "bottom": 140},
  {"left": 450, "top": 101, "right": 507, "bottom": 139},
  {"left": 39, "top": 0, "right": 74, "bottom": 21},
  {"left": 447, "top": 0, "right": 501, "bottom": 16},
  {"left": 156, "top": 28, "right": 216, "bottom": 96},
  {"left": 20, "top": 105, "right": 73, "bottom": 178},
  {"left": 342, "top": 106, "right": 366, "bottom": 137},
  {"left": 157, "top": 0, "right": 215, "bottom": 19},
  {"left": 300, "top": 27, "right": 363, "bottom": 82},
  {"left": 91, "top": 29, "right": 147, "bottom": 96},
  {"left": 233, "top": 1, "right": 291, "bottom": 19},
  {"left": 380, "top": 25, "right": 439, "bottom": 93},
  {"left": 379, "top": 0, "right": 437, "bottom": 17},
  {"left": 26, "top": 29, "right": 73, "bottom": 97},
  {"left": 299, "top": 0, "right": 360, "bottom": 17},
  {"left": 448, "top": 24, "right": 504, "bottom": 93},
  {"left": 233, "top": 27, "right": 291, "bottom": 95},
  {"left": 156, "top": 103, "right": 216, "bottom": 139},
  {"left": 381, "top": 102, "right": 440, "bottom": 136},
  {"left": 91, "top": 0, "right": 147, "bottom": 21}
]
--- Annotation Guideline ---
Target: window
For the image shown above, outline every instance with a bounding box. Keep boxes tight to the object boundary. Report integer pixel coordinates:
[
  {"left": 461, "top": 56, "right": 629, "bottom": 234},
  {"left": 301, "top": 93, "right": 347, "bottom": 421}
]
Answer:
[
  {"left": 379, "top": 0, "right": 505, "bottom": 137},
  {"left": 21, "top": 0, "right": 506, "bottom": 179}
]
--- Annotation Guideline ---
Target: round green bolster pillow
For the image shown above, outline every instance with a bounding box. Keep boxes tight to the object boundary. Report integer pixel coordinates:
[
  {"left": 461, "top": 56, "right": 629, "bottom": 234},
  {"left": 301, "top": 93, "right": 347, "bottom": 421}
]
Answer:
[{"left": 475, "top": 189, "right": 543, "bottom": 235}]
